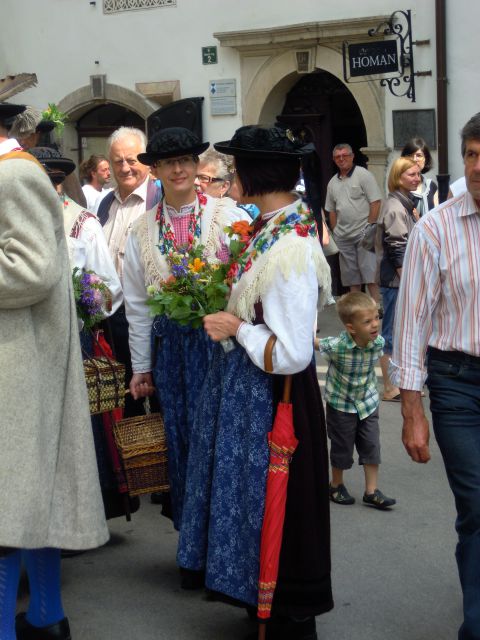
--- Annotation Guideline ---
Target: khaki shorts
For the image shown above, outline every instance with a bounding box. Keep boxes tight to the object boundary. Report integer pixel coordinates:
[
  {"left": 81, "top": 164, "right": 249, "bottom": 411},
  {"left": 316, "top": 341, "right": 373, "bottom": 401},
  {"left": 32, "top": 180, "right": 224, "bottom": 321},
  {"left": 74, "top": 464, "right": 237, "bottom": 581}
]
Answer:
[{"left": 333, "top": 234, "right": 377, "bottom": 287}]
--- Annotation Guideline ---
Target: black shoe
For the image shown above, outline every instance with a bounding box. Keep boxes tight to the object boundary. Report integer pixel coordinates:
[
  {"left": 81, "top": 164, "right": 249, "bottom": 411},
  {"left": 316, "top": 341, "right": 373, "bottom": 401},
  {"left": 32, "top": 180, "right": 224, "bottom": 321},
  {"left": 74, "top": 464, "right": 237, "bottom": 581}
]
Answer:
[
  {"left": 179, "top": 567, "right": 205, "bottom": 590},
  {"left": 363, "top": 488, "right": 396, "bottom": 510},
  {"left": 245, "top": 616, "right": 317, "bottom": 640},
  {"left": 150, "top": 491, "right": 164, "bottom": 505},
  {"left": 329, "top": 483, "right": 355, "bottom": 505},
  {"left": 16, "top": 613, "right": 71, "bottom": 640}
]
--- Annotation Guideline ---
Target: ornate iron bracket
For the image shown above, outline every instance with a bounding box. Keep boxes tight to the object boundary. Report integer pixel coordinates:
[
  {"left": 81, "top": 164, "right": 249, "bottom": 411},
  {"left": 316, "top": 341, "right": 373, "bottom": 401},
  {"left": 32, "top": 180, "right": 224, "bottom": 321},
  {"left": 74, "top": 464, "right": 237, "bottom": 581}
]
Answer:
[{"left": 368, "top": 9, "right": 416, "bottom": 101}]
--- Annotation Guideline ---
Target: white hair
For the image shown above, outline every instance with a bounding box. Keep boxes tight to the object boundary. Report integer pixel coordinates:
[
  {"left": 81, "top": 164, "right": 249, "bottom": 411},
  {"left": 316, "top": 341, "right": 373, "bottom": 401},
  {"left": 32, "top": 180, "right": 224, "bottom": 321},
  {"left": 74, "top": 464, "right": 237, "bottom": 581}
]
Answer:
[
  {"left": 199, "top": 146, "right": 233, "bottom": 180},
  {"left": 107, "top": 126, "right": 147, "bottom": 155},
  {"left": 8, "top": 106, "right": 42, "bottom": 139}
]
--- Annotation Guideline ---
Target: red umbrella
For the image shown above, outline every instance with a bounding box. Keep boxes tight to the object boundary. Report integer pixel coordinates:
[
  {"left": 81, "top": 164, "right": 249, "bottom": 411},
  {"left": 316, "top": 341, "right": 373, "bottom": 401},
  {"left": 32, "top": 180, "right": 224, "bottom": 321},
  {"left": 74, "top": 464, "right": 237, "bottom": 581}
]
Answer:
[{"left": 257, "top": 337, "right": 299, "bottom": 640}]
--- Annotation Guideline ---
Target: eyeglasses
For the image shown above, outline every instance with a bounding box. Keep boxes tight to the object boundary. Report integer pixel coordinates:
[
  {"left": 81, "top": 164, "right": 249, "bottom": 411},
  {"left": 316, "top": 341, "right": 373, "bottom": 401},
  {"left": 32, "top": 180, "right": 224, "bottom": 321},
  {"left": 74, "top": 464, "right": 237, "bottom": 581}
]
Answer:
[
  {"left": 411, "top": 152, "right": 425, "bottom": 160},
  {"left": 333, "top": 153, "right": 352, "bottom": 161},
  {"left": 196, "top": 174, "right": 225, "bottom": 184}
]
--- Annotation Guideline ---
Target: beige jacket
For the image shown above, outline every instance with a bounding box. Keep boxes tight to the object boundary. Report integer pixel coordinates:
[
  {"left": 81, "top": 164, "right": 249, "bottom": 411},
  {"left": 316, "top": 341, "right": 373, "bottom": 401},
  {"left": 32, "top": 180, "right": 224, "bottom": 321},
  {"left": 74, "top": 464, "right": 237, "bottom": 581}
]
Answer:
[{"left": 0, "top": 154, "right": 109, "bottom": 549}]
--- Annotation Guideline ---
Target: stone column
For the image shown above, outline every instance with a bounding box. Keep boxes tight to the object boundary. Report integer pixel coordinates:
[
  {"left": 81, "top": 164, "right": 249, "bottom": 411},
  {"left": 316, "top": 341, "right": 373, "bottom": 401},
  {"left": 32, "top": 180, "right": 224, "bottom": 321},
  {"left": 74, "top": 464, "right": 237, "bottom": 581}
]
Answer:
[{"left": 360, "top": 146, "right": 391, "bottom": 195}]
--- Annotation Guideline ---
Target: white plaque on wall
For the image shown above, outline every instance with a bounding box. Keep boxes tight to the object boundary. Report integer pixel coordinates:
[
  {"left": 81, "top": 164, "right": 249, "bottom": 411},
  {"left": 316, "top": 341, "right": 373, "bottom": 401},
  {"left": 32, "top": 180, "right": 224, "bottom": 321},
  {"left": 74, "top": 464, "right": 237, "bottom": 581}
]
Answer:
[{"left": 210, "top": 79, "right": 237, "bottom": 116}]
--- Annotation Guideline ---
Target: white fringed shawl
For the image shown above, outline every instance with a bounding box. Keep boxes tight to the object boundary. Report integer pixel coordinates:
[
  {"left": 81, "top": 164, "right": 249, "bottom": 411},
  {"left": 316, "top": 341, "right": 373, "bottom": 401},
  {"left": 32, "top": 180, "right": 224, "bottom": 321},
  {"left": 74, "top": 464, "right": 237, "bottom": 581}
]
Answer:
[
  {"left": 227, "top": 203, "right": 332, "bottom": 323},
  {"left": 132, "top": 193, "right": 230, "bottom": 288}
]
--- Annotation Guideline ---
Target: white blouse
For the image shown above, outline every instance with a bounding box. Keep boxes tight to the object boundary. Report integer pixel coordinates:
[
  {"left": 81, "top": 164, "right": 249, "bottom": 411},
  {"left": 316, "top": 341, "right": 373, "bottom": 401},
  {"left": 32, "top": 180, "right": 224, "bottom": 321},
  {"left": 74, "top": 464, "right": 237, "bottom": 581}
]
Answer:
[
  {"left": 67, "top": 214, "right": 123, "bottom": 316},
  {"left": 123, "top": 232, "right": 319, "bottom": 375}
]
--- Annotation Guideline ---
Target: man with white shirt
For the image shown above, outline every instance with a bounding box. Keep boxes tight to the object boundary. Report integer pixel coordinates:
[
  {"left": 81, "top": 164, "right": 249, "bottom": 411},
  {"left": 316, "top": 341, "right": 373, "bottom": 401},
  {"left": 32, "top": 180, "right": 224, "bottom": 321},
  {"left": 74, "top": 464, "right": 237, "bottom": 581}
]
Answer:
[
  {"left": 98, "top": 126, "right": 162, "bottom": 416},
  {"left": 79, "top": 154, "right": 112, "bottom": 211},
  {"left": 391, "top": 112, "right": 480, "bottom": 640}
]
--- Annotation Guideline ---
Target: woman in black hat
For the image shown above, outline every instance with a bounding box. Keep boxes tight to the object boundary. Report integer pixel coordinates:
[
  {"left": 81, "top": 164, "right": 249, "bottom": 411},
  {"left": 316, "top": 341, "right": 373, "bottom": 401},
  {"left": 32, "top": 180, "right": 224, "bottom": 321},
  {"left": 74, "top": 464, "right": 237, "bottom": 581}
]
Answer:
[
  {"left": 123, "top": 127, "right": 243, "bottom": 545},
  {"left": 177, "top": 126, "right": 333, "bottom": 639}
]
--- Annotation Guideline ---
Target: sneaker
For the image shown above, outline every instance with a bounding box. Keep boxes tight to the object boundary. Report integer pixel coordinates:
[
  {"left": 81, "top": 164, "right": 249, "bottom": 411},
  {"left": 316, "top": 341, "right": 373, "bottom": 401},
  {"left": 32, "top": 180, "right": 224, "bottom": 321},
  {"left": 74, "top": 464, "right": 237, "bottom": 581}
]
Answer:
[
  {"left": 363, "top": 489, "right": 396, "bottom": 510},
  {"left": 329, "top": 483, "right": 355, "bottom": 505}
]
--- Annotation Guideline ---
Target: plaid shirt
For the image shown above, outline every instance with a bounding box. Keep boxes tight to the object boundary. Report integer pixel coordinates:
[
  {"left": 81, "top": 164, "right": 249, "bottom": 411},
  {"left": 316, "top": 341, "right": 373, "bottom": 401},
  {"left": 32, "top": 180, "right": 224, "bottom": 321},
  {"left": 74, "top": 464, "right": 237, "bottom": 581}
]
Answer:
[{"left": 318, "top": 331, "right": 384, "bottom": 419}]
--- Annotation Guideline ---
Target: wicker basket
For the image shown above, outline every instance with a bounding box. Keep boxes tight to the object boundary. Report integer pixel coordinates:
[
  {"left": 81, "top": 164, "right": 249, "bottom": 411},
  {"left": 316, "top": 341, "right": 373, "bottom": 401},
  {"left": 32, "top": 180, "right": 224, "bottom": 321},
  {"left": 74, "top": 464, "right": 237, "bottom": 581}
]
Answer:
[
  {"left": 83, "top": 356, "right": 125, "bottom": 415},
  {"left": 113, "top": 410, "right": 169, "bottom": 496}
]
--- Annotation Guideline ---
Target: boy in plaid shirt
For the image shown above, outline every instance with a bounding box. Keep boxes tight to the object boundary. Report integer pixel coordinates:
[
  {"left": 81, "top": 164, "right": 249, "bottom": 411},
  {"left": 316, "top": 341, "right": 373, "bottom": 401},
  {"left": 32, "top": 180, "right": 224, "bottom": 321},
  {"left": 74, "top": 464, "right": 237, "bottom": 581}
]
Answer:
[{"left": 315, "top": 292, "right": 396, "bottom": 509}]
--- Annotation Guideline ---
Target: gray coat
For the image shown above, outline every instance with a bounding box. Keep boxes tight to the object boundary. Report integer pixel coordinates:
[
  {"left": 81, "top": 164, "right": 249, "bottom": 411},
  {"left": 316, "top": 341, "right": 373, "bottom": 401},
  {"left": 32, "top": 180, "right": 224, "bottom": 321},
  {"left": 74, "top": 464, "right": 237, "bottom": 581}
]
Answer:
[{"left": 0, "top": 156, "right": 109, "bottom": 550}]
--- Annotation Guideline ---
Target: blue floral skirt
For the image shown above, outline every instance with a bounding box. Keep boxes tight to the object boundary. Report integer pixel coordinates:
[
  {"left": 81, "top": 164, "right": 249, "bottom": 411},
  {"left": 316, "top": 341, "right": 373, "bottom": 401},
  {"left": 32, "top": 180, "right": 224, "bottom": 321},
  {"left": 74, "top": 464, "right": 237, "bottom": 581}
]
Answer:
[
  {"left": 177, "top": 345, "right": 333, "bottom": 616},
  {"left": 151, "top": 315, "right": 215, "bottom": 530},
  {"left": 177, "top": 342, "right": 273, "bottom": 606}
]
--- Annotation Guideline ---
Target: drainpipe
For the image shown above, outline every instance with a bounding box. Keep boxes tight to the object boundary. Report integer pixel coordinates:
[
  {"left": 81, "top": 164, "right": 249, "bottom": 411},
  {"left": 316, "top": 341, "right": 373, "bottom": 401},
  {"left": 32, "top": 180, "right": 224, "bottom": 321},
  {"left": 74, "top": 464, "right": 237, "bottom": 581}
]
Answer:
[{"left": 435, "top": 0, "right": 449, "bottom": 202}]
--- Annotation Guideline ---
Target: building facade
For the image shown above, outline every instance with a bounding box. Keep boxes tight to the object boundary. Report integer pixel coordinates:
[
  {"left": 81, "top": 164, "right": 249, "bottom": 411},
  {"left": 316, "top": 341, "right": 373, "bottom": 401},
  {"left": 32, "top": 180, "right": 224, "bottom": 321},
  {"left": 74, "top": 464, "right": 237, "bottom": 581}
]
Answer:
[{"left": 1, "top": 0, "right": 477, "bottom": 195}]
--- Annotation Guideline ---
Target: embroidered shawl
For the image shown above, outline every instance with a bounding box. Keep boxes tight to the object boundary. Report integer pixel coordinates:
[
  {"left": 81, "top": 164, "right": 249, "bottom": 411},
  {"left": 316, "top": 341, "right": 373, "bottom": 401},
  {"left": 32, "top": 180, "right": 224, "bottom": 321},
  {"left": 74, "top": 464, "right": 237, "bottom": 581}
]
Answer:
[
  {"left": 227, "top": 201, "right": 332, "bottom": 323},
  {"left": 133, "top": 193, "right": 230, "bottom": 288}
]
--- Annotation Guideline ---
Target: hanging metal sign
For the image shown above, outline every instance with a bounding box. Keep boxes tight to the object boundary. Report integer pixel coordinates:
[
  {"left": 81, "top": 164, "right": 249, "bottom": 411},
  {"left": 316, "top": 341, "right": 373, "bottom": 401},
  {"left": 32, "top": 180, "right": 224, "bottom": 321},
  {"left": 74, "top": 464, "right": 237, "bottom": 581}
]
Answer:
[
  {"left": 342, "top": 10, "right": 431, "bottom": 103},
  {"left": 347, "top": 40, "right": 399, "bottom": 77}
]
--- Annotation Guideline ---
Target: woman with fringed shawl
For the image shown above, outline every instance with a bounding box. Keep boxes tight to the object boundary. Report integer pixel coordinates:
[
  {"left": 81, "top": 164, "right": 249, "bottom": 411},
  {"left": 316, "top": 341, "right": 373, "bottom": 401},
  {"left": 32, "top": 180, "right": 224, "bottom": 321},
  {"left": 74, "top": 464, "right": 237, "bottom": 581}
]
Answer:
[
  {"left": 177, "top": 126, "right": 334, "bottom": 640},
  {"left": 123, "top": 128, "right": 245, "bottom": 563}
]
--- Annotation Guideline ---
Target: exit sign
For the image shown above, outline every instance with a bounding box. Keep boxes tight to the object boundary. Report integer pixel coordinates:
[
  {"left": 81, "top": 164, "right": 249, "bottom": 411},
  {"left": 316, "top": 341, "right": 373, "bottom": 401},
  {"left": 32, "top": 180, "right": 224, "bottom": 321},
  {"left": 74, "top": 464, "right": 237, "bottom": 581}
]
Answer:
[{"left": 202, "top": 46, "right": 218, "bottom": 65}]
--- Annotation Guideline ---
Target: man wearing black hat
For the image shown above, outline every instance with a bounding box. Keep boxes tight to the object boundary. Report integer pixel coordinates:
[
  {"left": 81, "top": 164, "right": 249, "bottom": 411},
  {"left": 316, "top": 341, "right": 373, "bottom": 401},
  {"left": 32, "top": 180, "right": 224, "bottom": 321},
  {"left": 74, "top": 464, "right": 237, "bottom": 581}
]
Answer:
[
  {"left": 0, "top": 103, "right": 108, "bottom": 639},
  {"left": 123, "top": 127, "right": 241, "bottom": 554}
]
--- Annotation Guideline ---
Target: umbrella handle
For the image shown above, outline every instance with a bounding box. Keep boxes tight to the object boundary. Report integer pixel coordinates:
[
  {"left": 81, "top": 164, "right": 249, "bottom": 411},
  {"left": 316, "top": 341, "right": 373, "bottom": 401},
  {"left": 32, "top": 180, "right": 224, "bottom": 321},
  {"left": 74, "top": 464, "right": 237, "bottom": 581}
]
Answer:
[
  {"left": 258, "top": 622, "right": 267, "bottom": 640},
  {"left": 282, "top": 375, "right": 292, "bottom": 403},
  {"left": 264, "top": 334, "right": 293, "bottom": 403},
  {"left": 264, "top": 334, "right": 277, "bottom": 373}
]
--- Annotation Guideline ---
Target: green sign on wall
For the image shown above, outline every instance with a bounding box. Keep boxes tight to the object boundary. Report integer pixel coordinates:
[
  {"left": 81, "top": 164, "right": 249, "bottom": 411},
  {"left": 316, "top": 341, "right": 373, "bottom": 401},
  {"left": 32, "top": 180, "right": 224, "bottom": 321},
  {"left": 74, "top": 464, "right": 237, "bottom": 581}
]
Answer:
[{"left": 202, "top": 46, "right": 218, "bottom": 65}]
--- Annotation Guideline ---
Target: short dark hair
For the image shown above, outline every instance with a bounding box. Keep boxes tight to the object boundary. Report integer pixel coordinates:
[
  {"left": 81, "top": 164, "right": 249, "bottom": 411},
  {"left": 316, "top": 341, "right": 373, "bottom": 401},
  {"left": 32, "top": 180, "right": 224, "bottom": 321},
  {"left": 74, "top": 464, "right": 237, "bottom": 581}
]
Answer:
[
  {"left": 461, "top": 112, "right": 480, "bottom": 157},
  {"left": 400, "top": 137, "right": 433, "bottom": 173},
  {"left": 234, "top": 156, "right": 300, "bottom": 197}
]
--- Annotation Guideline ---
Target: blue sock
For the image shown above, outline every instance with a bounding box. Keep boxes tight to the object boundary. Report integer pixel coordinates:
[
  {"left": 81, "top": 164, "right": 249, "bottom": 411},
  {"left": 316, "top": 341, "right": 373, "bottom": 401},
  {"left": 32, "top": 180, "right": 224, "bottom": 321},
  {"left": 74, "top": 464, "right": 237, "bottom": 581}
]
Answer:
[
  {"left": 22, "top": 548, "right": 65, "bottom": 627},
  {"left": 0, "top": 550, "right": 21, "bottom": 640}
]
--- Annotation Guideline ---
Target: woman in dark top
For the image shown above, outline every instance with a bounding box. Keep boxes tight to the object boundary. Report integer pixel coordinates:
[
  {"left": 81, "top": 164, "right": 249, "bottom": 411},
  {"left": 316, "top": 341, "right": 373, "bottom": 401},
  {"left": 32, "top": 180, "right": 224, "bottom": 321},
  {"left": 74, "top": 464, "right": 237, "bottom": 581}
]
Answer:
[{"left": 400, "top": 137, "right": 438, "bottom": 216}]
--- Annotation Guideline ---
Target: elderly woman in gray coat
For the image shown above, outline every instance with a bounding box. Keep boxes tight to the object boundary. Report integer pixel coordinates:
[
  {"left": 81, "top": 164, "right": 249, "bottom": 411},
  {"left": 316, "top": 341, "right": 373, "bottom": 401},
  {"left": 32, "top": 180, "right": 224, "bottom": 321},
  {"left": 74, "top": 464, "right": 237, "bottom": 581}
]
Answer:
[{"left": 0, "top": 107, "right": 108, "bottom": 640}]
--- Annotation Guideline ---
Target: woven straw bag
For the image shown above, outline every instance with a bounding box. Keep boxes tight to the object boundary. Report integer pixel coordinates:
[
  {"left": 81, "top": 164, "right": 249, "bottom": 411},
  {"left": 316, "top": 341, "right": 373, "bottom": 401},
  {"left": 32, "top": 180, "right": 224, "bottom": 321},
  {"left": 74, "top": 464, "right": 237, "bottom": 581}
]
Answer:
[{"left": 113, "top": 398, "right": 169, "bottom": 497}]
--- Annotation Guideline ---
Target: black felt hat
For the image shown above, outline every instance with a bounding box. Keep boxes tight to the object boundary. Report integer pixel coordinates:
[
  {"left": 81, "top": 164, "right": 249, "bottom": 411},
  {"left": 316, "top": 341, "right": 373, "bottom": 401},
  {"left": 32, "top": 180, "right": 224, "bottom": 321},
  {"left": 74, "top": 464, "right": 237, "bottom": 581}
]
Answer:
[
  {"left": 36, "top": 120, "right": 56, "bottom": 133},
  {"left": 137, "top": 127, "right": 209, "bottom": 165},
  {"left": 0, "top": 103, "right": 26, "bottom": 127},
  {"left": 29, "top": 146, "right": 76, "bottom": 177},
  {"left": 214, "top": 125, "right": 314, "bottom": 159}
]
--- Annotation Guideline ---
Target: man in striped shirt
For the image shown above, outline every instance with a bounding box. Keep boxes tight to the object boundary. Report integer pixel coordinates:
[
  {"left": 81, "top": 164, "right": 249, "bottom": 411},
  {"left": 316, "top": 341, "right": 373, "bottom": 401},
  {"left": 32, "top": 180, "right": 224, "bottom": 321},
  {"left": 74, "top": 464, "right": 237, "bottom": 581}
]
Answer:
[{"left": 391, "top": 112, "right": 480, "bottom": 640}]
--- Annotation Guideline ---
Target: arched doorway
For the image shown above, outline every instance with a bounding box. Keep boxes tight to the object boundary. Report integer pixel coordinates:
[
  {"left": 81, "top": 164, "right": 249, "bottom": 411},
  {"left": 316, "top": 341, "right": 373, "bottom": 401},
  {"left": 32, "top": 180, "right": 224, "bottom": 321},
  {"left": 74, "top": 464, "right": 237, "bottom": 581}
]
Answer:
[
  {"left": 57, "top": 82, "right": 156, "bottom": 167},
  {"left": 278, "top": 69, "right": 368, "bottom": 216},
  {"left": 77, "top": 103, "right": 145, "bottom": 163}
]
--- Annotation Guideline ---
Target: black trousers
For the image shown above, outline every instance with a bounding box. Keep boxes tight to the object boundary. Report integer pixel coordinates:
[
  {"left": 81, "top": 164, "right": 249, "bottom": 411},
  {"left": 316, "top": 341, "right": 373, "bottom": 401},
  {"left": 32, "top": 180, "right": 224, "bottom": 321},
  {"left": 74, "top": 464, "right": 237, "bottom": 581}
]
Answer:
[{"left": 104, "top": 305, "right": 146, "bottom": 418}]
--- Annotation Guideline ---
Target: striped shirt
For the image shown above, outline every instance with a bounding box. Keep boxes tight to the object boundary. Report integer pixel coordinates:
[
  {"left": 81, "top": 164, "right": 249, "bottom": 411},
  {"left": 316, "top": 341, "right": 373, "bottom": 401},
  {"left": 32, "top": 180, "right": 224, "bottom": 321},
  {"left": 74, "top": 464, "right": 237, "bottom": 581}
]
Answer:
[
  {"left": 390, "top": 190, "right": 480, "bottom": 390},
  {"left": 318, "top": 331, "right": 384, "bottom": 420}
]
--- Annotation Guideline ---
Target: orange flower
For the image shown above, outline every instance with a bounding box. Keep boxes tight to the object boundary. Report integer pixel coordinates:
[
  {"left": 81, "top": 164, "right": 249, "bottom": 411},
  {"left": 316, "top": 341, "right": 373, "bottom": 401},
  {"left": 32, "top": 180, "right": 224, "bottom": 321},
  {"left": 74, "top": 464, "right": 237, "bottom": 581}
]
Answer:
[
  {"left": 231, "top": 220, "right": 253, "bottom": 237},
  {"left": 188, "top": 257, "right": 206, "bottom": 273}
]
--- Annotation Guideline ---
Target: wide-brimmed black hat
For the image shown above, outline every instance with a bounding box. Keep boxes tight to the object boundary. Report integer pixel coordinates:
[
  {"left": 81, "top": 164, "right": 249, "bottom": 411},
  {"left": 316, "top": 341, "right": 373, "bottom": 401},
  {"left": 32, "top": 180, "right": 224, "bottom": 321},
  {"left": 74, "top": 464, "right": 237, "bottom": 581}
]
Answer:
[
  {"left": 0, "top": 102, "right": 26, "bottom": 128},
  {"left": 29, "top": 146, "right": 76, "bottom": 177},
  {"left": 214, "top": 125, "right": 314, "bottom": 158},
  {"left": 36, "top": 120, "right": 55, "bottom": 133},
  {"left": 137, "top": 127, "right": 209, "bottom": 165}
]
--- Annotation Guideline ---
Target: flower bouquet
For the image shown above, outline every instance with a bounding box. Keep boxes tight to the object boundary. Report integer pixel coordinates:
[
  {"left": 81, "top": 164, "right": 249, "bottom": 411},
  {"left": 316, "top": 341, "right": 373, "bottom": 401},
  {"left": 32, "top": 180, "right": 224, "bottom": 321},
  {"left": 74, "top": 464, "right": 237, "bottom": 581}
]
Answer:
[
  {"left": 146, "top": 244, "right": 230, "bottom": 329},
  {"left": 72, "top": 268, "right": 112, "bottom": 330},
  {"left": 146, "top": 221, "right": 254, "bottom": 332}
]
